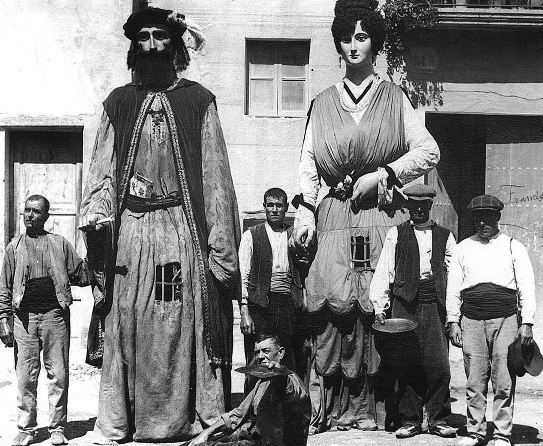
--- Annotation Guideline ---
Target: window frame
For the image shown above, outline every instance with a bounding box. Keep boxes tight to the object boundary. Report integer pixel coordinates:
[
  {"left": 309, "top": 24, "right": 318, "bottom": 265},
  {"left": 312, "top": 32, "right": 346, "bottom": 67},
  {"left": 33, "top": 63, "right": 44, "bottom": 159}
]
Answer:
[
  {"left": 245, "top": 39, "right": 310, "bottom": 118},
  {"left": 350, "top": 235, "right": 372, "bottom": 271}
]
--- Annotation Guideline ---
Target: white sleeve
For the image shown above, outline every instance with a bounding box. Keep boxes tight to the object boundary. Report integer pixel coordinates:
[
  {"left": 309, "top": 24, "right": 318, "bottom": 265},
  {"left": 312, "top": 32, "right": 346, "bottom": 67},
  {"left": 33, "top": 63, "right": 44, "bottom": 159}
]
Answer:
[
  {"left": 238, "top": 230, "right": 254, "bottom": 303},
  {"left": 512, "top": 239, "right": 536, "bottom": 325},
  {"left": 444, "top": 232, "right": 457, "bottom": 273},
  {"left": 294, "top": 117, "right": 319, "bottom": 232},
  {"left": 370, "top": 227, "right": 398, "bottom": 315},
  {"left": 446, "top": 244, "right": 464, "bottom": 323},
  {"left": 387, "top": 93, "right": 440, "bottom": 186}
]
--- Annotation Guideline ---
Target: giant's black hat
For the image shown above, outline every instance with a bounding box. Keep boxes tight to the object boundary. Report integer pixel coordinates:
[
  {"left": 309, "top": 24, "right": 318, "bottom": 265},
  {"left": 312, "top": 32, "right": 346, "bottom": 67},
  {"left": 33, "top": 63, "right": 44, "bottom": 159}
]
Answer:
[{"left": 123, "top": 7, "right": 187, "bottom": 41}]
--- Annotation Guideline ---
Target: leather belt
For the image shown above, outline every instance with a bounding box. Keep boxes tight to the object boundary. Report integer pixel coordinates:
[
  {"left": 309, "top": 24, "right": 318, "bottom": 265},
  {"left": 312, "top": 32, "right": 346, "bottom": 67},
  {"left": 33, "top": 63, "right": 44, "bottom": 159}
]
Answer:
[{"left": 125, "top": 192, "right": 182, "bottom": 212}]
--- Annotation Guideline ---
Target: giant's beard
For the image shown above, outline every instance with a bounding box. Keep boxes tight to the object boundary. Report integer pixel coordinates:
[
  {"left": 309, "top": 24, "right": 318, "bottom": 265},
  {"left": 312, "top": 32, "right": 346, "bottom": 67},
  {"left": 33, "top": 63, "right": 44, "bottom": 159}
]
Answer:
[{"left": 133, "top": 50, "right": 177, "bottom": 91}]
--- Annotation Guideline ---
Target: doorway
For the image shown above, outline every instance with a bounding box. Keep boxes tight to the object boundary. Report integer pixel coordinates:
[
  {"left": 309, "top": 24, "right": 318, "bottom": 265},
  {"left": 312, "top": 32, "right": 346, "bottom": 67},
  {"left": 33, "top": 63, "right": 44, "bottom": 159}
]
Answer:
[
  {"left": 9, "top": 129, "right": 83, "bottom": 249},
  {"left": 425, "top": 114, "right": 487, "bottom": 241}
]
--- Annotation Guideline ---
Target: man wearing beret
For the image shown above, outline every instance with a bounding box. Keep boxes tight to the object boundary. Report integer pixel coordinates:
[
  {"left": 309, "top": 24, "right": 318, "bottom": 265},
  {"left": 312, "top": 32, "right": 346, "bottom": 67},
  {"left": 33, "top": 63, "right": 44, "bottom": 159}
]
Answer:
[
  {"left": 447, "top": 195, "right": 536, "bottom": 446},
  {"left": 79, "top": 7, "right": 240, "bottom": 443},
  {"left": 370, "top": 184, "right": 457, "bottom": 439}
]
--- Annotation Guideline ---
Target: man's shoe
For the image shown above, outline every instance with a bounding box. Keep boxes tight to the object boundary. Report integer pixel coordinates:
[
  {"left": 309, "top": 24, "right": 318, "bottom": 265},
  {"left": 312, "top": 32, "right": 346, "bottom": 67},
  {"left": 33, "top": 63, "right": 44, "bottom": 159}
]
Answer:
[
  {"left": 429, "top": 424, "right": 457, "bottom": 438},
  {"left": 12, "top": 432, "right": 35, "bottom": 446},
  {"left": 456, "top": 434, "right": 485, "bottom": 446},
  {"left": 50, "top": 431, "right": 68, "bottom": 445},
  {"left": 352, "top": 422, "right": 379, "bottom": 431},
  {"left": 395, "top": 424, "right": 421, "bottom": 439}
]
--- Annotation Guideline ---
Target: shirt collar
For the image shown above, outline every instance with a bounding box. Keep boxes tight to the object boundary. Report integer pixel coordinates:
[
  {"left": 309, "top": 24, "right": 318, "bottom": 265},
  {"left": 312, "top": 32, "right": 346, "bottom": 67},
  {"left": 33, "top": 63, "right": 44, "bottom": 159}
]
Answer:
[
  {"left": 25, "top": 229, "right": 48, "bottom": 238},
  {"left": 265, "top": 222, "right": 287, "bottom": 233},
  {"left": 410, "top": 219, "right": 435, "bottom": 230},
  {"left": 476, "top": 230, "right": 501, "bottom": 242}
]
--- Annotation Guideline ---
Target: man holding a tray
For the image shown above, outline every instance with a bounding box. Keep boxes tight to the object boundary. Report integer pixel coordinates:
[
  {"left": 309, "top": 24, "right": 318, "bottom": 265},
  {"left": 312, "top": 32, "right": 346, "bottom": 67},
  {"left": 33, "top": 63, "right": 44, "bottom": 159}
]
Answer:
[
  {"left": 188, "top": 333, "right": 311, "bottom": 446},
  {"left": 370, "top": 184, "right": 457, "bottom": 439}
]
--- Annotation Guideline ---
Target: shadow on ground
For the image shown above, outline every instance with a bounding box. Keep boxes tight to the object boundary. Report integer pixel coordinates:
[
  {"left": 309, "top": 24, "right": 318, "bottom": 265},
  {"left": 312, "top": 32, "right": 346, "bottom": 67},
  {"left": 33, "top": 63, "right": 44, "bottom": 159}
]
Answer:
[
  {"left": 451, "top": 417, "right": 541, "bottom": 445},
  {"left": 30, "top": 418, "right": 97, "bottom": 443}
]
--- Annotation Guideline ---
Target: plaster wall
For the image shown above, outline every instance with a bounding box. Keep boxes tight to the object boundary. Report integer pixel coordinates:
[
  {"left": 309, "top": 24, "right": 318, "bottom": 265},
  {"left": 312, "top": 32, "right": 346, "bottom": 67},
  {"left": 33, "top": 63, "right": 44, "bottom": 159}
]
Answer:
[
  {"left": 402, "top": 29, "right": 543, "bottom": 114},
  {"left": 157, "top": 0, "right": 352, "bottom": 214}
]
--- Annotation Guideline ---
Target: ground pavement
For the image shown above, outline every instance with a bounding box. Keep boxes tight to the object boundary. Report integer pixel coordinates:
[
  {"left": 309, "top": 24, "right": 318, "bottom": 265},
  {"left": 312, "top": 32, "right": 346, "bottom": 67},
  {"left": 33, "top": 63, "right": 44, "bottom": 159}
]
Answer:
[{"left": 1, "top": 313, "right": 542, "bottom": 446}]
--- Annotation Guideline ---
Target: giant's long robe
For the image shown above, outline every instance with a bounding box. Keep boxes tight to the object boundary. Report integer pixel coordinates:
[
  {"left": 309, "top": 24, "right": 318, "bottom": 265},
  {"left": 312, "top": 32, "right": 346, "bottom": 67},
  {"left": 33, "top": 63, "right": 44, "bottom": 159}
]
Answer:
[
  {"left": 296, "top": 77, "right": 440, "bottom": 431},
  {"left": 81, "top": 79, "right": 240, "bottom": 441}
]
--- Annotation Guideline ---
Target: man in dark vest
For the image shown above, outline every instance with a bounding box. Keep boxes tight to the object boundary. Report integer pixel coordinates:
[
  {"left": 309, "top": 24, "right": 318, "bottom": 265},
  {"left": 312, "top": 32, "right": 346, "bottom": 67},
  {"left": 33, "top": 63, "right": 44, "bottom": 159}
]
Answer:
[
  {"left": 239, "top": 188, "right": 304, "bottom": 371},
  {"left": 78, "top": 7, "right": 240, "bottom": 443},
  {"left": 370, "top": 184, "right": 456, "bottom": 439}
]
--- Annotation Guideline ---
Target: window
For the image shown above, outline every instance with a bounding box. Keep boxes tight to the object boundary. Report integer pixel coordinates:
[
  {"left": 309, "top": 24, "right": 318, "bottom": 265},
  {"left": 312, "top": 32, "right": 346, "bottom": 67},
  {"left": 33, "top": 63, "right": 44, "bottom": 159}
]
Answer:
[
  {"left": 246, "top": 40, "right": 310, "bottom": 117},
  {"left": 351, "top": 236, "right": 371, "bottom": 270},
  {"left": 155, "top": 262, "right": 183, "bottom": 302}
]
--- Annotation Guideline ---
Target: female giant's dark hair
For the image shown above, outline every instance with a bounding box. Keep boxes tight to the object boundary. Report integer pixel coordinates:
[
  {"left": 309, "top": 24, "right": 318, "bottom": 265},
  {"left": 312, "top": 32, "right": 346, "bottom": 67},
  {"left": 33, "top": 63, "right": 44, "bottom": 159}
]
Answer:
[{"left": 332, "top": 0, "right": 386, "bottom": 57}]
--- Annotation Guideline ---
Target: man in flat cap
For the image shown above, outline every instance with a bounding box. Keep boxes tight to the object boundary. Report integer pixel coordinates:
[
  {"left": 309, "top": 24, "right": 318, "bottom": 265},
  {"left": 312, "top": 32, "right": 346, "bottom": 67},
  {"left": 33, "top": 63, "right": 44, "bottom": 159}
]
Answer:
[
  {"left": 79, "top": 7, "right": 240, "bottom": 443},
  {"left": 447, "top": 195, "right": 536, "bottom": 446},
  {"left": 370, "top": 183, "right": 456, "bottom": 439}
]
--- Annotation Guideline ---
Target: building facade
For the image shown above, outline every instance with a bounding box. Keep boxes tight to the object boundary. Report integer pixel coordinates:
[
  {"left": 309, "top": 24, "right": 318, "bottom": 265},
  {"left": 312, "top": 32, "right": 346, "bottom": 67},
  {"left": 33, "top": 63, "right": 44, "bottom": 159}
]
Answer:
[{"left": 1, "top": 0, "right": 542, "bottom": 340}]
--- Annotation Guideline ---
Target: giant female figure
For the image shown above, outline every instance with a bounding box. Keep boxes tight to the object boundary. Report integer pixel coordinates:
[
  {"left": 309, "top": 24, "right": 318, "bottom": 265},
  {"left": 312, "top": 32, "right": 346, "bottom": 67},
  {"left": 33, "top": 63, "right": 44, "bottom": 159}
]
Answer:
[{"left": 292, "top": 0, "right": 440, "bottom": 433}]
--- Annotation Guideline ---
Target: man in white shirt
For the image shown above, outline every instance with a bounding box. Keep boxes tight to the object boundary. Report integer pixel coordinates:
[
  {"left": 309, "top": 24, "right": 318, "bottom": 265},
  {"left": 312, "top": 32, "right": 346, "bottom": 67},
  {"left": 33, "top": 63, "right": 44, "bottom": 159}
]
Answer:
[
  {"left": 447, "top": 195, "right": 536, "bottom": 446},
  {"left": 238, "top": 188, "right": 305, "bottom": 371},
  {"left": 370, "top": 184, "right": 456, "bottom": 439}
]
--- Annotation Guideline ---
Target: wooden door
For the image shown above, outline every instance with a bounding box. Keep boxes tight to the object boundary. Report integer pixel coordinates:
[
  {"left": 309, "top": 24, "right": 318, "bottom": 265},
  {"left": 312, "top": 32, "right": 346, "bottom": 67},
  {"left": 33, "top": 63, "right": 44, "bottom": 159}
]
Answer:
[
  {"left": 485, "top": 115, "right": 543, "bottom": 298},
  {"left": 10, "top": 130, "right": 83, "bottom": 249}
]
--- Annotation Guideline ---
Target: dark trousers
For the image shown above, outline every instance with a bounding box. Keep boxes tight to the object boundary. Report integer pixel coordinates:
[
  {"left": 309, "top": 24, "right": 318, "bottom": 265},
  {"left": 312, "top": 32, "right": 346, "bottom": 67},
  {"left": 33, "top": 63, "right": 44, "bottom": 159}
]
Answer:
[
  {"left": 244, "top": 292, "right": 299, "bottom": 371},
  {"left": 386, "top": 296, "right": 451, "bottom": 429}
]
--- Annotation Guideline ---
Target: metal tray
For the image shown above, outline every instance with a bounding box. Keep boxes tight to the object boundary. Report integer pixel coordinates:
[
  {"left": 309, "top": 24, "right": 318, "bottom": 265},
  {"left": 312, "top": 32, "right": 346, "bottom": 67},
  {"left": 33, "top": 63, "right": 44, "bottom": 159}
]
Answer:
[
  {"left": 372, "top": 318, "right": 418, "bottom": 333},
  {"left": 235, "top": 364, "right": 293, "bottom": 378}
]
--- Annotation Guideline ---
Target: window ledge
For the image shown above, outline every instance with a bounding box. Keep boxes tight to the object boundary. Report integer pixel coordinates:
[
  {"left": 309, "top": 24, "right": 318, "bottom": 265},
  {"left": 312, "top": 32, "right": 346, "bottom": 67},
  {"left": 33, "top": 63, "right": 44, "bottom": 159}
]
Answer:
[
  {"left": 436, "top": 7, "right": 543, "bottom": 27},
  {"left": 244, "top": 114, "right": 307, "bottom": 119}
]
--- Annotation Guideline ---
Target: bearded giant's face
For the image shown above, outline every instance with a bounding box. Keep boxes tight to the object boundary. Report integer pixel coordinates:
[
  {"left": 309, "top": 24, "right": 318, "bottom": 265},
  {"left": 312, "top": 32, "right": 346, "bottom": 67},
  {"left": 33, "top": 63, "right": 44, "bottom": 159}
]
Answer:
[
  {"left": 133, "top": 25, "right": 177, "bottom": 91},
  {"left": 136, "top": 25, "right": 172, "bottom": 52}
]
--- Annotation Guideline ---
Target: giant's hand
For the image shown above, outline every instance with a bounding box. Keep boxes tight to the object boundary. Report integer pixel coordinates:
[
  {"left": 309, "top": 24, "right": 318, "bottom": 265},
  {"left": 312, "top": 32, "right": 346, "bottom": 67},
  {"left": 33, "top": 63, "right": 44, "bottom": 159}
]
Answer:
[
  {"left": 291, "top": 225, "right": 314, "bottom": 251},
  {"left": 351, "top": 171, "right": 380, "bottom": 204},
  {"left": 240, "top": 305, "right": 255, "bottom": 336},
  {"left": 448, "top": 322, "right": 462, "bottom": 348},
  {"left": 78, "top": 213, "right": 108, "bottom": 232},
  {"left": 0, "top": 318, "right": 14, "bottom": 348},
  {"left": 517, "top": 324, "right": 534, "bottom": 347}
]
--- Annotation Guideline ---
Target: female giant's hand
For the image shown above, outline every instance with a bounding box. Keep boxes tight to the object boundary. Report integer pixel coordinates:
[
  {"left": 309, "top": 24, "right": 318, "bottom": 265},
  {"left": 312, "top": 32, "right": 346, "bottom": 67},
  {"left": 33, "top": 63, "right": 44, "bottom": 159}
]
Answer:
[
  {"left": 291, "top": 225, "right": 314, "bottom": 251},
  {"left": 351, "top": 171, "right": 380, "bottom": 205}
]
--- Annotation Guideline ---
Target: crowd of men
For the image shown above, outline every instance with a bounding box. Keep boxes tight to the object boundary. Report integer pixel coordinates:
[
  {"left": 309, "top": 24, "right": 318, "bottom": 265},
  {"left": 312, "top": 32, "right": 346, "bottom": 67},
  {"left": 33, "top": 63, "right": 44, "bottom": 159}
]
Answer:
[{"left": 0, "top": 6, "right": 541, "bottom": 446}]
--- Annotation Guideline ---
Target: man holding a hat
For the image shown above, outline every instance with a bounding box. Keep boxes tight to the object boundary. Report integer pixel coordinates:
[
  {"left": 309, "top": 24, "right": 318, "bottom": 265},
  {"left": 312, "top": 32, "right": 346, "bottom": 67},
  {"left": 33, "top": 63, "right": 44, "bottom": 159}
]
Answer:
[
  {"left": 370, "top": 183, "right": 457, "bottom": 439},
  {"left": 188, "top": 333, "right": 310, "bottom": 446},
  {"left": 79, "top": 7, "right": 240, "bottom": 443},
  {"left": 447, "top": 194, "right": 536, "bottom": 446}
]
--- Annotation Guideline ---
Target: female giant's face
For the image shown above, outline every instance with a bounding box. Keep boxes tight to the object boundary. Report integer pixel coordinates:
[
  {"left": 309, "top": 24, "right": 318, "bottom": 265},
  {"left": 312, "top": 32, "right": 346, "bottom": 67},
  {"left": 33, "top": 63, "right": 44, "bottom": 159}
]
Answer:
[{"left": 339, "top": 20, "right": 372, "bottom": 68}]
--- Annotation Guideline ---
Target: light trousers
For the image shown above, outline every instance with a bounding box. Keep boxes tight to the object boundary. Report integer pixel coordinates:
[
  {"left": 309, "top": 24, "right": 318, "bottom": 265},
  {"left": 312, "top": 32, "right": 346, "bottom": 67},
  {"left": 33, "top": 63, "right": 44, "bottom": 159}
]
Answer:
[
  {"left": 14, "top": 308, "right": 70, "bottom": 434},
  {"left": 461, "top": 314, "right": 518, "bottom": 441}
]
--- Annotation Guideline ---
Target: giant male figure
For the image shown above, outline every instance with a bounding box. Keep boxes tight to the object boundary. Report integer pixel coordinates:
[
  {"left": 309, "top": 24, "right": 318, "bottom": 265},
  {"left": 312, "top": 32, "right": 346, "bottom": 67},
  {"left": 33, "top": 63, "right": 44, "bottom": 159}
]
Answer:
[{"left": 80, "top": 7, "right": 240, "bottom": 443}]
